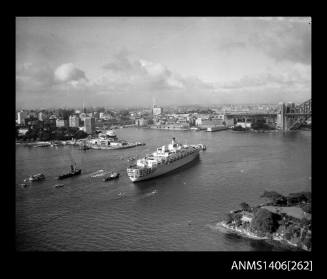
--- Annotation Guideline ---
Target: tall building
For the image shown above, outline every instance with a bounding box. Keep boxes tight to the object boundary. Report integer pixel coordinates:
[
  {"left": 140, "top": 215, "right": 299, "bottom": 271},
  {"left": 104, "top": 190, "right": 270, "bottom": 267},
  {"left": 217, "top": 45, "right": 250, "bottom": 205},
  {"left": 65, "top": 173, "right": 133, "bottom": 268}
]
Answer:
[
  {"left": 79, "top": 113, "right": 87, "bottom": 121},
  {"left": 135, "top": 118, "right": 149, "bottom": 127},
  {"left": 84, "top": 117, "right": 95, "bottom": 134},
  {"left": 17, "top": 111, "right": 27, "bottom": 125},
  {"left": 38, "top": 111, "right": 48, "bottom": 121},
  {"left": 69, "top": 115, "right": 80, "bottom": 127},
  {"left": 152, "top": 105, "right": 163, "bottom": 116},
  {"left": 56, "top": 119, "right": 68, "bottom": 128}
]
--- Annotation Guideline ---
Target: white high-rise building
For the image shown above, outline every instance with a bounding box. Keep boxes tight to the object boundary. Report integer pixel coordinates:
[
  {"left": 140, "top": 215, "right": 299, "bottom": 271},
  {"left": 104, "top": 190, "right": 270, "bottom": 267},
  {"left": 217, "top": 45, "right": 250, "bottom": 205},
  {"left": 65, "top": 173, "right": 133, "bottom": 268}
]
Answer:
[
  {"left": 84, "top": 117, "right": 95, "bottom": 134},
  {"left": 17, "top": 111, "right": 27, "bottom": 125},
  {"left": 152, "top": 105, "right": 163, "bottom": 116},
  {"left": 38, "top": 111, "right": 45, "bottom": 121},
  {"left": 69, "top": 115, "right": 80, "bottom": 127}
]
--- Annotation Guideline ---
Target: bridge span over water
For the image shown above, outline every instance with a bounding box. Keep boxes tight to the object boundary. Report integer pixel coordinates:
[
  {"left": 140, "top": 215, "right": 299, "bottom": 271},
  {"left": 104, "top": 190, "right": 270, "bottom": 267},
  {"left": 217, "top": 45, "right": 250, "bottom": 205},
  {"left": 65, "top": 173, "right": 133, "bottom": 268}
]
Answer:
[{"left": 223, "top": 99, "right": 311, "bottom": 131}]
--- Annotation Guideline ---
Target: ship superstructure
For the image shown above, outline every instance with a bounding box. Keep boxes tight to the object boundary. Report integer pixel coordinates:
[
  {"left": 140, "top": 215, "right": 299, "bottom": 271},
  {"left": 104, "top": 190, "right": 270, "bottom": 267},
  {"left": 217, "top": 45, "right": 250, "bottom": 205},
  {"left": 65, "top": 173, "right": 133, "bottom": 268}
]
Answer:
[{"left": 127, "top": 138, "right": 205, "bottom": 182}]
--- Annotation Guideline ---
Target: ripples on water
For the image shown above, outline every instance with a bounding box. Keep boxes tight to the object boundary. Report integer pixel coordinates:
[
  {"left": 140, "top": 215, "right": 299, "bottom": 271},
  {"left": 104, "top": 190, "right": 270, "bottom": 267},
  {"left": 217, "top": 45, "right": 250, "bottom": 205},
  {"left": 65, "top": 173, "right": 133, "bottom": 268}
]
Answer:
[{"left": 16, "top": 128, "right": 311, "bottom": 251}]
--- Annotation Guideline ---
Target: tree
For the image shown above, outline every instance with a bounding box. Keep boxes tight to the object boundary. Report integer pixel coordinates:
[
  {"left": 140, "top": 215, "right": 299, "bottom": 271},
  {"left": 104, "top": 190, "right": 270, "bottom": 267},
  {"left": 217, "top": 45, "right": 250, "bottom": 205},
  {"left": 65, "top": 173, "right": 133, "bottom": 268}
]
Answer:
[
  {"left": 251, "top": 208, "right": 280, "bottom": 234},
  {"left": 40, "top": 131, "right": 51, "bottom": 141},
  {"left": 233, "top": 213, "right": 243, "bottom": 227},
  {"left": 240, "top": 202, "right": 251, "bottom": 212},
  {"left": 225, "top": 213, "right": 234, "bottom": 224},
  {"left": 261, "top": 191, "right": 287, "bottom": 206},
  {"left": 287, "top": 192, "right": 311, "bottom": 206},
  {"left": 301, "top": 203, "right": 311, "bottom": 214},
  {"left": 73, "top": 130, "right": 88, "bottom": 139}
]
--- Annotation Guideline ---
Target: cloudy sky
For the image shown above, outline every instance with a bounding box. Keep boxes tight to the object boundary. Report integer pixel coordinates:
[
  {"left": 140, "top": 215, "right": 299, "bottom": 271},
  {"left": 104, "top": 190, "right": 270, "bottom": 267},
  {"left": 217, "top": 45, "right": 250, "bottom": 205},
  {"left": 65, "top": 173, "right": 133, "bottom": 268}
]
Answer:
[{"left": 16, "top": 17, "right": 311, "bottom": 109}]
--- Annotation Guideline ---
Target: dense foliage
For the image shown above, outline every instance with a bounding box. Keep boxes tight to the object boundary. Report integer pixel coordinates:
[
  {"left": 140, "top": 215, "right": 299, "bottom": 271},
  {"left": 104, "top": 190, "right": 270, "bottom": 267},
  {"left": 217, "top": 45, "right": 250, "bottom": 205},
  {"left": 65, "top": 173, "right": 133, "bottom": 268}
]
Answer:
[
  {"left": 224, "top": 190, "right": 312, "bottom": 250},
  {"left": 260, "top": 190, "right": 287, "bottom": 205},
  {"left": 240, "top": 202, "right": 252, "bottom": 212},
  {"left": 251, "top": 208, "right": 281, "bottom": 233},
  {"left": 260, "top": 191, "right": 311, "bottom": 207},
  {"left": 16, "top": 126, "right": 88, "bottom": 141}
]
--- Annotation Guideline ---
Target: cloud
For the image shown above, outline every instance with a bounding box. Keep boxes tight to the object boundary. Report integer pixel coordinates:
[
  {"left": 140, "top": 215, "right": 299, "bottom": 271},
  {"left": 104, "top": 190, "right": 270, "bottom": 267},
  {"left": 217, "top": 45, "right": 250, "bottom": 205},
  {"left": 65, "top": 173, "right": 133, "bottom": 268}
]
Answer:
[
  {"left": 254, "top": 23, "right": 311, "bottom": 64},
  {"left": 257, "top": 17, "right": 311, "bottom": 24},
  {"left": 218, "top": 41, "right": 247, "bottom": 51},
  {"left": 249, "top": 20, "right": 311, "bottom": 64},
  {"left": 16, "top": 50, "right": 311, "bottom": 108},
  {"left": 210, "top": 62, "right": 311, "bottom": 104},
  {"left": 216, "top": 64, "right": 310, "bottom": 92},
  {"left": 54, "top": 63, "right": 87, "bottom": 83},
  {"left": 99, "top": 52, "right": 186, "bottom": 91},
  {"left": 16, "top": 62, "right": 55, "bottom": 90},
  {"left": 16, "top": 20, "right": 75, "bottom": 65},
  {"left": 220, "top": 18, "right": 311, "bottom": 64}
]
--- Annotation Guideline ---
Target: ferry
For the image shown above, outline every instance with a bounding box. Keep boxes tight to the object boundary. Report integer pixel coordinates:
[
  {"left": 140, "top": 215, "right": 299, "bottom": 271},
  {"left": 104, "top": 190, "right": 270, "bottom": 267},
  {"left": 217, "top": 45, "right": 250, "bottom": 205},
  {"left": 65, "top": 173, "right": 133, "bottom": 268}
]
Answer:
[
  {"left": 24, "top": 173, "right": 45, "bottom": 182},
  {"left": 127, "top": 137, "right": 205, "bottom": 182}
]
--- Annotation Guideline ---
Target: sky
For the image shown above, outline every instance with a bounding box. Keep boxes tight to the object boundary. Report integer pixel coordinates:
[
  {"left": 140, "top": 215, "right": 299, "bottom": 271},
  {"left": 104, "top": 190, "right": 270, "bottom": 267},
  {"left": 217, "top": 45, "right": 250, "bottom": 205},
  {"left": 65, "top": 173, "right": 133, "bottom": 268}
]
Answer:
[{"left": 16, "top": 17, "right": 311, "bottom": 109}]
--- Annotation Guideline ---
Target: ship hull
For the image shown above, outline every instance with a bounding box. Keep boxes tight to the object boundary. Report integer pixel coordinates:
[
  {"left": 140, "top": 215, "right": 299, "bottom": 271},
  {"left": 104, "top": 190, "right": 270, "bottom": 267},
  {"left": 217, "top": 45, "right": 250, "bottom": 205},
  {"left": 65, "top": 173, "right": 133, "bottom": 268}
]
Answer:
[{"left": 128, "top": 150, "right": 199, "bottom": 182}]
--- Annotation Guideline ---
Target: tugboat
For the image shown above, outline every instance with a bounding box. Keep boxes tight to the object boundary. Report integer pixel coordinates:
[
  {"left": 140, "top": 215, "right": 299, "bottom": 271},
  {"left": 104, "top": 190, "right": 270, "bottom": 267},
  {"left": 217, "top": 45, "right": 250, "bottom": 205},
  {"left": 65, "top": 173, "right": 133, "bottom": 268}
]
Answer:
[
  {"left": 103, "top": 172, "right": 120, "bottom": 182},
  {"left": 24, "top": 173, "right": 45, "bottom": 182},
  {"left": 57, "top": 164, "right": 82, "bottom": 180}
]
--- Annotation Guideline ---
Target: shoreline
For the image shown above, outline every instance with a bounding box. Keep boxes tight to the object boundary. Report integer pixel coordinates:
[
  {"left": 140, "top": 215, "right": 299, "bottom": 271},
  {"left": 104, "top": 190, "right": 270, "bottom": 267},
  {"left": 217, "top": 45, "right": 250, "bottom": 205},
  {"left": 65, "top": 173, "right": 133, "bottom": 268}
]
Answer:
[
  {"left": 16, "top": 140, "right": 145, "bottom": 150},
  {"left": 217, "top": 221, "right": 309, "bottom": 251}
]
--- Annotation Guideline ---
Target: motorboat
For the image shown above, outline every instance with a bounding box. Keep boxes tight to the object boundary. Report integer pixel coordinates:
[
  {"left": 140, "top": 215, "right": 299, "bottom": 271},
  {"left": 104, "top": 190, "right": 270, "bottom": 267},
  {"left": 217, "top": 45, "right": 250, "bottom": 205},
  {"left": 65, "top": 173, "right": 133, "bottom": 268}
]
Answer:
[{"left": 103, "top": 172, "right": 120, "bottom": 181}]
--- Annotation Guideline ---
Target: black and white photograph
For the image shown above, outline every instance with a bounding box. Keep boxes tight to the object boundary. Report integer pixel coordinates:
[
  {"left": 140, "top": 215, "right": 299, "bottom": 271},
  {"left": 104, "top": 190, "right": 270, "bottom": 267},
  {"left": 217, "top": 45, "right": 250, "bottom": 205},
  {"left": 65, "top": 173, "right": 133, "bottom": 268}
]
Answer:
[{"left": 15, "top": 17, "right": 312, "bottom": 254}]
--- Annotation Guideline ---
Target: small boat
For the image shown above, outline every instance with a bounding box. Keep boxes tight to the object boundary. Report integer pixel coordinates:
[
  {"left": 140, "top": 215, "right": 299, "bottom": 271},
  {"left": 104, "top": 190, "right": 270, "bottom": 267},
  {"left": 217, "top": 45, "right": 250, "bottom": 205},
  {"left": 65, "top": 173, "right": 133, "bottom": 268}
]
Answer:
[
  {"left": 19, "top": 183, "right": 29, "bottom": 188},
  {"left": 103, "top": 172, "right": 120, "bottom": 181},
  {"left": 54, "top": 184, "right": 64, "bottom": 188},
  {"left": 24, "top": 173, "right": 45, "bottom": 182},
  {"left": 57, "top": 165, "right": 82, "bottom": 180}
]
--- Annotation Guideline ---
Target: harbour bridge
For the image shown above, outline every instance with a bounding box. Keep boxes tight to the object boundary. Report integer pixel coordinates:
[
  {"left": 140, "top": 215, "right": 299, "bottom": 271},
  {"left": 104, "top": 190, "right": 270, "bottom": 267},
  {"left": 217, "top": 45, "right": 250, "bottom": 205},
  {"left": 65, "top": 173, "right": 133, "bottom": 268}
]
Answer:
[
  {"left": 224, "top": 99, "right": 311, "bottom": 131},
  {"left": 278, "top": 99, "right": 311, "bottom": 131}
]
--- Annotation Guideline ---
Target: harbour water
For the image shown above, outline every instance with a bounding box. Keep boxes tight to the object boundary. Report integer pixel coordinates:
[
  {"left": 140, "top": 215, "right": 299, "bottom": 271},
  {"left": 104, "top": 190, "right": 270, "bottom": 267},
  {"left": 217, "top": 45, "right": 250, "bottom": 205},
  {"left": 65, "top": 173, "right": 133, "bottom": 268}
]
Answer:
[{"left": 16, "top": 128, "right": 311, "bottom": 251}]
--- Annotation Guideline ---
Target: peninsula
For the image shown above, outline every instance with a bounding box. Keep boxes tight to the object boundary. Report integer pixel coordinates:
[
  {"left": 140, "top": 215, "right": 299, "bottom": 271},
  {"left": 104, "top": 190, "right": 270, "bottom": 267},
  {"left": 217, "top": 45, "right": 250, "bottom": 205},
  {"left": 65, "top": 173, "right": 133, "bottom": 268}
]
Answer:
[{"left": 218, "top": 191, "right": 311, "bottom": 251}]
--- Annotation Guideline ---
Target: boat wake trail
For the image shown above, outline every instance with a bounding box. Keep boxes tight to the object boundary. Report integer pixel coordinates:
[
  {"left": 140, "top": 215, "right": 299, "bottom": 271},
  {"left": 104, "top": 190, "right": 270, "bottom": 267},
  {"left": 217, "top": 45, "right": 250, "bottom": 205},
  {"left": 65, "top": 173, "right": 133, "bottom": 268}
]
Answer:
[{"left": 142, "top": 190, "right": 158, "bottom": 198}]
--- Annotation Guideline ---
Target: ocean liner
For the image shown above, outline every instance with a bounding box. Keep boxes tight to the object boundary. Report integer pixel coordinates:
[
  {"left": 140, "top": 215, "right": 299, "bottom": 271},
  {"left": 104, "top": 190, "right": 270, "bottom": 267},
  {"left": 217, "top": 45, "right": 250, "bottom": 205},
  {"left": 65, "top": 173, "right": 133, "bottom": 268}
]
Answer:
[{"left": 127, "top": 138, "right": 205, "bottom": 182}]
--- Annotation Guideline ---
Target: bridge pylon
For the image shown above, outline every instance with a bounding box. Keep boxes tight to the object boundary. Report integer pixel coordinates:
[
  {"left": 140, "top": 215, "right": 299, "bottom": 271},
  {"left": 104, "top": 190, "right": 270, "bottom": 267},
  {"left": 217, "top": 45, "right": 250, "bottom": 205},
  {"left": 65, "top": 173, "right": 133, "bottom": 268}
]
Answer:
[{"left": 277, "top": 99, "right": 311, "bottom": 131}]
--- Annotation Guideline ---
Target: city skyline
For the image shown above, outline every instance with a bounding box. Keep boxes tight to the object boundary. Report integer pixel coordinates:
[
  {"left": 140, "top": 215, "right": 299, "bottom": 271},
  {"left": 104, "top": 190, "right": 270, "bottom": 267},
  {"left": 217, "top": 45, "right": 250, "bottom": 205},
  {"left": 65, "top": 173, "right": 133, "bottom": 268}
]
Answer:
[{"left": 16, "top": 17, "right": 311, "bottom": 109}]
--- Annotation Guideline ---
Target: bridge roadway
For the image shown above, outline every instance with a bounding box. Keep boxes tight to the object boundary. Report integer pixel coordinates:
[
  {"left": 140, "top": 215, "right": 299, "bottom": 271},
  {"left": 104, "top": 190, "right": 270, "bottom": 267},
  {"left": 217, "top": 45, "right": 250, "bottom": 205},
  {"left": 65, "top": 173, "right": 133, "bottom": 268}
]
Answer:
[{"left": 224, "top": 112, "right": 277, "bottom": 117}]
